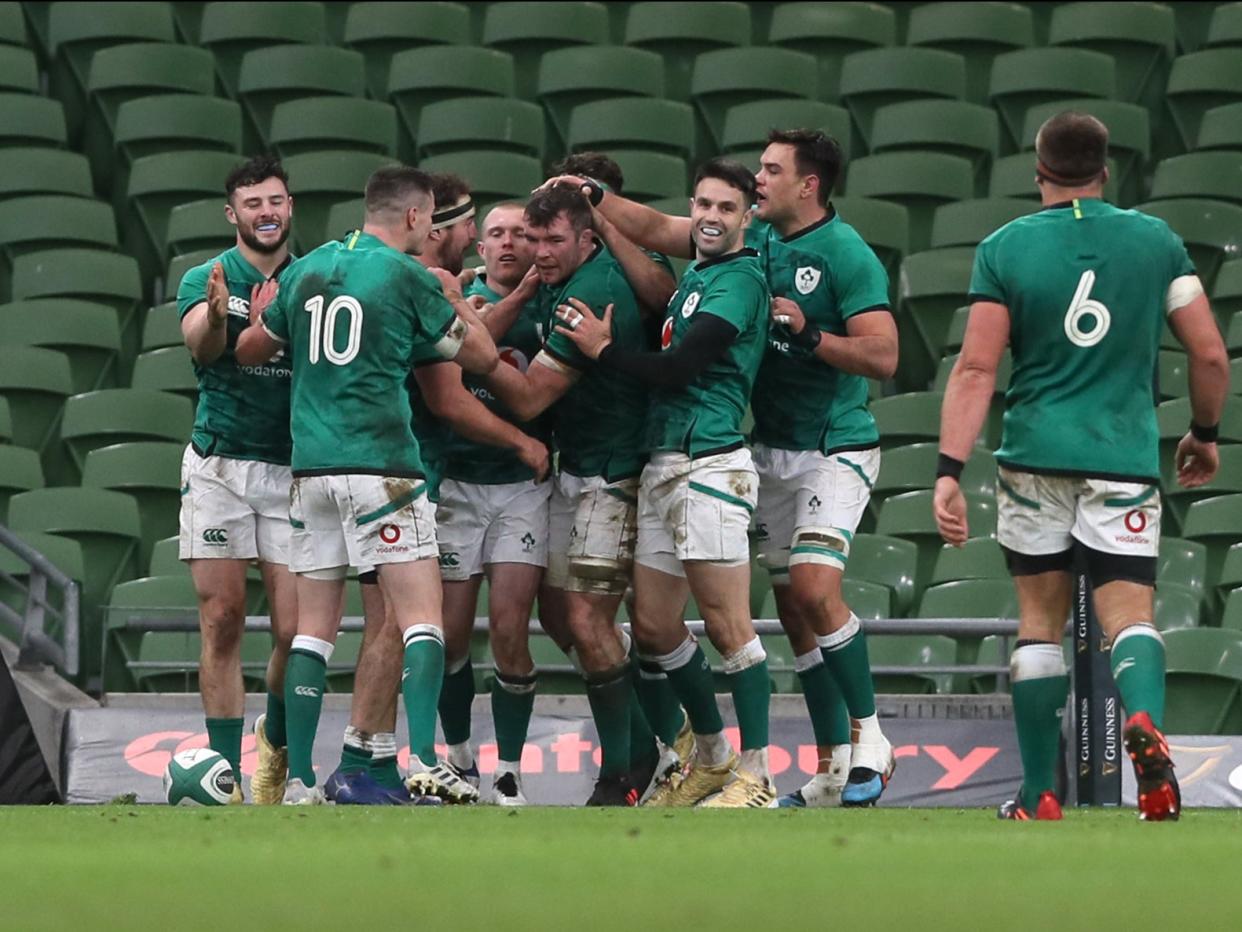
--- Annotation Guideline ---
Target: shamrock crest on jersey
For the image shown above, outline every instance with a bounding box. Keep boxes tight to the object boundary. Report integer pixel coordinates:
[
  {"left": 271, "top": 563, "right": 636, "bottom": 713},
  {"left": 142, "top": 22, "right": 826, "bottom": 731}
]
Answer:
[{"left": 795, "top": 266, "right": 821, "bottom": 294}]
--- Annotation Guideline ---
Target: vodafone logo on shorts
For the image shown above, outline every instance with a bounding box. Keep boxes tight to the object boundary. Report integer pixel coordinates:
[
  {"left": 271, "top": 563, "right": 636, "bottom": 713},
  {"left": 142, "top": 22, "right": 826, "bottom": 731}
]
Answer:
[
  {"left": 1115, "top": 509, "right": 1151, "bottom": 545},
  {"left": 661, "top": 317, "right": 674, "bottom": 350},
  {"left": 379, "top": 524, "right": 401, "bottom": 544}
]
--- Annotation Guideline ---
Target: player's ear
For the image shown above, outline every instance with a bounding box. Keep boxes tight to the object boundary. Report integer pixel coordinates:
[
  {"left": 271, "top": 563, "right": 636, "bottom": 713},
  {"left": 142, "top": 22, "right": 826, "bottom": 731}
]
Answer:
[
  {"left": 223, "top": 201, "right": 238, "bottom": 227},
  {"left": 285, "top": 194, "right": 294, "bottom": 218}
]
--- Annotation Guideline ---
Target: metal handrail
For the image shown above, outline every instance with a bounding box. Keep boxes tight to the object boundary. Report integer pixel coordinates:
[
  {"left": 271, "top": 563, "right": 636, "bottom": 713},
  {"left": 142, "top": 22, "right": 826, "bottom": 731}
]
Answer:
[{"left": 0, "top": 525, "right": 80, "bottom": 675}]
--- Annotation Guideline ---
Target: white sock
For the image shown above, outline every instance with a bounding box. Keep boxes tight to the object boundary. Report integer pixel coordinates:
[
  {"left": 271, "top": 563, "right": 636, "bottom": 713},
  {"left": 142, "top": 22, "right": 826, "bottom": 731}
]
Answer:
[
  {"left": 739, "top": 746, "right": 769, "bottom": 779},
  {"left": 696, "top": 730, "right": 732, "bottom": 767},
  {"left": 853, "top": 713, "right": 883, "bottom": 746},
  {"left": 494, "top": 759, "right": 519, "bottom": 778},
  {"left": 447, "top": 741, "right": 474, "bottom": 770}
]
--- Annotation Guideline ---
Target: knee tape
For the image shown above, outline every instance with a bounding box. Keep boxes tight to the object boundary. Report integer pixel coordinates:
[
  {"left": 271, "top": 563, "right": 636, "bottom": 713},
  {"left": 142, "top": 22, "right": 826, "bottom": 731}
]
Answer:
[
  {"left": 651, "top": 635, "right": 699, "bottom": 672},
  {"left": 494, "top": 667, "right": 538, "bottom": 695},
  {"left": 300, "top": 565, "right": 348, "bottom": 581},
  {"left": 721, "top": 636, "right": 766, "bottom": 675},
  {"left": 566, "top": 554, "right": 631, "bottom": 595},
  {"left": 789, "top": 525, "right": 851, "bottom": 568},
  {"left": 1010, "top": 642, "right": 1066, "bottom": 682}
]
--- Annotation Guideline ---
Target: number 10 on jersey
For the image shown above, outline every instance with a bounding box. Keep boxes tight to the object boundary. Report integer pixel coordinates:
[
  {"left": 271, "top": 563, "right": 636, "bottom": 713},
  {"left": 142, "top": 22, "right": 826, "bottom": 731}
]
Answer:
[{"left": 304, "top": 295, "right": 363, "bottom": 365}]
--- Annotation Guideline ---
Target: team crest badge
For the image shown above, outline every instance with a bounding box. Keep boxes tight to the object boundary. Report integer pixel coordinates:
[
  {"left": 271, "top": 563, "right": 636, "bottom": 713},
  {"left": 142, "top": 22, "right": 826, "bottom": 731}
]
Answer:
[
  {"left": 795, "top": 267, "right": 821, "bottom": 295},
  {"left": 680, "top": 291, "right": 701, "bottom": 318}
]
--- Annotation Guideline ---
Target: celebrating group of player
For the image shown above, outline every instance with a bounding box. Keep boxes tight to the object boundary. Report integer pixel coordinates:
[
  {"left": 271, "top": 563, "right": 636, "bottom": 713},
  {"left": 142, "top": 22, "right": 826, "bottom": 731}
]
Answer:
[{"left": 178, "top": 109, "right": 1229, "bottom": 821}]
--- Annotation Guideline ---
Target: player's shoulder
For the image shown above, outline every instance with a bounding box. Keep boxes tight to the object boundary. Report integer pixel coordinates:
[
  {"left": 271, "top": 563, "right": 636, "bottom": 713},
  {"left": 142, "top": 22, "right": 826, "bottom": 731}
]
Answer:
[
  {"left": 703, "top": 248, "right": 767, "bottom": 289},
  {"left": 178, "top": 246, "right": 234, "bottom": 290}
]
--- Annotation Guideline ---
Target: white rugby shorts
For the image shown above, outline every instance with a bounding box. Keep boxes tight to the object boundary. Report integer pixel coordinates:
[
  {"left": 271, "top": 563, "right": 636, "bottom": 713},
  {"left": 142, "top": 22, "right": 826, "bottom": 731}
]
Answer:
[
  {"left": 435, "top": 478, "right": 550, "bottom": 581},
  {"left": 996, "top": 467, "right": 1161, "bottom": 559},
  {"left": 288, "top": 474, "right": 438, "bottom": 574},
  {"left": 178, "top": 445, "right": 292, "bottom": 563},
  {"left": 752, "top": 444, "right": 880, "bottom": 577},
  {"left": 545, "top": 471, "right": 638, "bottom": 590}
]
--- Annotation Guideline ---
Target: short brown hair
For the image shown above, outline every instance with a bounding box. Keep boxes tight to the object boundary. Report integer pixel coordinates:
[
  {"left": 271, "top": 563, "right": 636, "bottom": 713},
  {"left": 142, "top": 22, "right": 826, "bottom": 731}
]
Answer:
[
  {"left": 429, "top": 171, "right": 471, "bottom": 210},
  {"left": 524, "top": 185, "right": 592, "bottom": 234},
  {"left": 364, "top": 165, "right": 432, "bottom": 218},
  {"left": 551, "top": 152, "right": 625, "bottom": 194},
  {"left": 766, "top": 128, "right": 843, "bottom": 206},
  {"left": 693, "top": 158, "right": 757, "bottom": 206},
  {"left": 1035, "top": 111, "right": 1109, "bottom": 186},
  {"left": 225, "top": 154, "right": 288, "bottom": 201}
]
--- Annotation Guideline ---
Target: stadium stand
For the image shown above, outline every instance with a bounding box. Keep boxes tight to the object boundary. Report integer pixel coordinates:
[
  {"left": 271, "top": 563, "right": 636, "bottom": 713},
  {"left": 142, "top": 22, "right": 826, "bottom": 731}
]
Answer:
[
  {"left": 905, "top": 2, "right": 1033, "bottom": 105},
  {"left": 0, "top": 298, "right": 122, "bottom": 393},
  {"left": 536, "top": 44, "right": 666, "bottom": 150},
  {"left": 565, "top": 97, "right": 694, "bottom": 160},
  {"left": 418, "top": 96, "right": 545, "bottom": 159},
  {"left": 768, "top": 1, "right": 897, "bottom": 102},
  {"left": 623, "top": 2, "right": 752, "bottom": 101},
  {"left": 342, "top": 2, "right": 473, "bottom": 101},
  {"left": 198, "top": 1, "right": 327, "bottom": 98}
]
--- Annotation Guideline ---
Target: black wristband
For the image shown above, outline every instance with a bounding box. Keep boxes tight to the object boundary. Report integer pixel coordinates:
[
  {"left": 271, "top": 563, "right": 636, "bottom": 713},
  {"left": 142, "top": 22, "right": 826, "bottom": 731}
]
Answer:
[
  {"left": 790, "top": 323, "right": 822, "bottom": 350},
  {"left": 581, "top": 177, "right": 605, "bottom": 207},
  {"left": 936, "top": 453, "right": 965, "bottom": 481},
  {"left": 1191, "top": 421, "right": 1219, "bottom": 443}
]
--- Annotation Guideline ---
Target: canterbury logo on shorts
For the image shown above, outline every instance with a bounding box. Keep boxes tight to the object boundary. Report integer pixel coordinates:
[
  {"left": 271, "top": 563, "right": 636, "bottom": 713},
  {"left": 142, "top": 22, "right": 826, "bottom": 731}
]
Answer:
[{"left": 202, "top": 528, "right": 229, "bottom": 545}]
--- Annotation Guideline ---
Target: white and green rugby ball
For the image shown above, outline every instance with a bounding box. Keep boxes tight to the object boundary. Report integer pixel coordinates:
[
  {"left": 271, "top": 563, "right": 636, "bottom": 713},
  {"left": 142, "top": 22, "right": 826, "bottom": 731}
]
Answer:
[{"left": 163, "top": 748, "right": 236, "bottom": 806}]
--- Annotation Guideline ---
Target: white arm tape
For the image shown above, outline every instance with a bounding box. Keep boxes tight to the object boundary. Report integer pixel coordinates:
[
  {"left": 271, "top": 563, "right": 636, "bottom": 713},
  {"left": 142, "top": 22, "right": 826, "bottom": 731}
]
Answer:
[
  {"left": 1166, "top": 275, "right": 1204, "bottom": 316},
  {"left": 433, "top": 315, "right": 468, "bottom": 360},
  {"left": 260, "top": 320, "right": 287, "bottom": 344},
  {"left": 534, "top": 349, "right": 575, "bottom": 376}
]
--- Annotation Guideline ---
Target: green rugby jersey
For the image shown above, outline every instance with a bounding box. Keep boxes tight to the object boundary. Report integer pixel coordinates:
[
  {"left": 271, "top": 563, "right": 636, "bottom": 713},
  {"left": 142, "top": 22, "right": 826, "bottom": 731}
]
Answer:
[
  {"left": 438, "top": 274, "right": 548, "bottom": 484},
  {"left": 177, "top": 246, "right": 294, "bottom": 465},
  {"left": 260, "top": 230, "right": 462, "bottom": 477},
  {"left": 645, "top": 248, "right": 769, "bottom": 455},
  {"left": 538, "top": 245, "right": 647, "bottom": 481},
  {"left": 970, "top": 198, "right": 1196, "bottom": 482},
  {"left": 746, "top": 212, "right": 890, "bottom": 454}
]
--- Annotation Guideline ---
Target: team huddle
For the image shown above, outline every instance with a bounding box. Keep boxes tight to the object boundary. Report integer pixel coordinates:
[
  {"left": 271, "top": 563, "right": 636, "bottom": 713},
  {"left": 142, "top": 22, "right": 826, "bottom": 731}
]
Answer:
[{"left": 178, "top": 112, "right": 1228, "bottom": 820}]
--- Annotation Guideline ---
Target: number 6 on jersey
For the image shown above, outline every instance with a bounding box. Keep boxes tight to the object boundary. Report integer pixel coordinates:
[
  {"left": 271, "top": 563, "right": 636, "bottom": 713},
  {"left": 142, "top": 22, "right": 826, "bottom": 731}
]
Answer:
[
  {"left": 304, "top": 294, "right": 363, "bottom": 365},
  {"left": 1063, "top": 270, "right": 1111, "bottom": 348}
]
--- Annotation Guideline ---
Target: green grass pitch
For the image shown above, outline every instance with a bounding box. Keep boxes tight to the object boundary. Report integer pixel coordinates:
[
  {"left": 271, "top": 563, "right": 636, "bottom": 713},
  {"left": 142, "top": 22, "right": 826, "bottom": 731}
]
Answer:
[{"left": 6, "top": 807, "right": 1242, "bottom": 930}]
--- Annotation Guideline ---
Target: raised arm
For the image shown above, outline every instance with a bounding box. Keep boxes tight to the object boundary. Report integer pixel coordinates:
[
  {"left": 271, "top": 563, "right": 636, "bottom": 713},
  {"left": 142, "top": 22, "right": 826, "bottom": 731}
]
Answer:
[
  {"left": 592, "top": 211, "right": 678, "bottom": 312},
  {"left": 545, "top": 175, "right": 694, "bottom": 260},
  {"left": 181, "top": 262, "right": 231, "bottom": 366},
  {"left": 485, "top": 352, "right": 578, "bottom": 422}
]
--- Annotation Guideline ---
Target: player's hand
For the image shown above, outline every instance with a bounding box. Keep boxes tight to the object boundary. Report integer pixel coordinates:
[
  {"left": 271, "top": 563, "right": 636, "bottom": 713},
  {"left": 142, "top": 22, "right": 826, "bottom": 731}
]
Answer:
[
  {"left": 429, "top": 266, "right": 464, "bottom": 302},
  {"left": 458, "top": 266, "right": 480, "bottom": 289},
  {"left": 771, "top": 295, "right": 806, "bottom": 334},
  {"left": 465, "top": 294, "right": 490, "bottom": 314},
  {"left": 535, "top": 174, "right": 589, "bottom": 196},
  {"left": 248, "top": 278, "right": 279, "bottom": 326},
  {"left": 206, "top": 262, "right": 229, "bottom": 328},
  {"left": 513, "top": 264, "right": 540, "bottom": 302},
  {"left": 554, "top": 297, "right": 612, "bottom": 360},
  {"left": 933, "top": 477, "right": 969, "bottom": 547},
  {"left": 1175, "top": 433, "right": 1219, "bottom": 488},
  {"left": 516, "top": 436, "right": 551, "bottom": 482}
]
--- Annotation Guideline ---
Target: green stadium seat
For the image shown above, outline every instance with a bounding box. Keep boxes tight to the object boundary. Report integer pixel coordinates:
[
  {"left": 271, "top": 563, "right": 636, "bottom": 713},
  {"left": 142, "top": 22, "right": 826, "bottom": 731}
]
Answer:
[
  {"left": 970, "top": 634, "right": 1018, "bottom": 694},
  {"left": 943, "top": 305, "right": 971, "bottom": 355},
  {"left": 417, "top": 96, "right": 545, "bottom": 159},
  {"left": 1048, "top": 2, "right": 1174, "bottom": 115},
  {"left": 269, "top": 96, "right": 398, "bottom": 159},
  {"left": 123, "top": 149, "right": 241, "bottom": 289},
  {"left": 989, "top": 48, "right": 1115, "bottom": 149},
  {"left": 931, "top": 537, "right": 1009, "bottom": 587},
  {"left": 872, "top": 443, "right": 996, "bottom": 519},
  {"left": 868, "top": 635, "right": 956, "bottom": 694},
  {"left": 0, "top": 195, "right": 118, "bottom": 298},
  {"left": 141, "top": 301, "right": 183, "bottom": 351},
  {"left": 1216, "top": 260, "right": 1242, "bottom": 323},
  {"left": 46, "top": 2, "right": 176, "bottom": 140},
  {"left": 624, "top": 2, "right": 751, "bottom": 100},
  {"left": 1166, "top": 50, "right": 1242, "bottom": 152},
  {"left": 844, "top": 533, "right": 918, "bottom": 617},
  {"left": 1198, "top": 102, "right": 1242, "bottom": 152},
  {"left": 845, "top": 152, "right": 973, "bottom": 256},
  {"left": 82, "top": 42, "right": 217, "bottom": 191},
  {"left": 869, "top": 100, "right": 1000, "bottom": 191},
  {"left": 690, "top": 47, "right": 818, "bottom": 151},
  {"left": 1174, "top": 3, "right": 1220, "bottom": 54},
  {"left": 165, "top": 199, "right": 232, "bottom": 259},
  {"left": 1136, "top": 198, "right": 1242, "bottom": 294},
  {"left": 386, "top": 46, "right": 514, "bottom": 161},
  {"left": 767, "top": 2, "right": 896, "bottom": 102},
  {"left": 165, "top": 249, "right": 217, "bottom": 303},
  {"left": 199, "top": 1, "right": 327, "bottom": 98},
  {"left": 0, "top": 531, "right": 84, "bottom": 652},
  {"left": 18, "top": 1, "right": 51, "bottom": 55},
  {"left": 1221, "top": 545, "right": 1242, "bottom": 613},
  {"left": 1182, "top": 493, "right": 1242, "bottom": 593},
  {"left": 832, "top": 196, "right": 908, "bottom": 285},
  {"left": 566, "top": 98, "right": 693, "bottom": 160},
  {"left": 169, "top": 0, "right": 204, "bottom": 43},
  {"left": 1159, "top": 537, "right": 1209, "bottom": 597},
  {"left": 536, "top": 45, "right": 665, "bottom": 149},
  {"left": 1164, "top": 445, "right": 1242, "bottom": 532},
  {"left": 104, "top": 575, "right": 201, "bottom": 692},
  {"left": 236, "top": 44, "right": 366, "bottom": 150},
  {"left": 418, "top": 150, "right": 542, "bottom": 207},
  {"left": 842, "top": 577, "right": 892, "bottom": 620},
  {"left": 898, "top": 246, "right": 976, "bottom": 385},
  {"left": 0, "top": 148, "right": 92, "bottom": 200},
  {"left": 82, "top": 440, "right": 184, "bottom": 565},
  {"left": 113, "top": 96, "right": 242, "bottom": 183},
  {"left": 1153, "top": 582, "right": 1204, "bottom": 632},
  {"left": 0, "top": 44, "right": 37, "bottom": 93},
  {"left": 876, "top": 488, "right": 996, "bottom": 588},
  {"left": 0, "top": 444, "right": 42, "bottom": 523},
  {"left": 1205, "top": 3, "right": 1242, "bottom": 49},
  {"left": 1157, "top": 396, "right": 1242, "bottom": 480},
  {"left": 1157, "top": 349, "right": 1189, "bottom": 400},
  {"left": 0, "top": 92, "right": 68, "bottom": 148},
  {"left": 0, "top": 2, "right": 26, "bottom": 47},
  {"left": 131, "top": 345, "right": 199, "bottom": 408},
  {"left": 60, "top": 387, "right": 192, "bottom": 476},
  {"left": 0, "top": 394, "right": 10, "bottom": 443},
  {"left": 282, "top": 150, "right": 395, "bottom": 252},
  {"left": 1020, "top": 99, "right": 1151, "bottom": 207},
  {"left": 906, "top": 2, "right": 1034, "bottom": 105},
  {"left": 323, "top": 198, "right": 365, "bottom": 244},
  {"left": 1223, "top": 588, "right": 1242, "bottom": 631},
  {"left": 871, "top": 392, "right": 944, "bottom": 450},
  {"left": 482, "top": 2, "right": 610, "bottom": 98},
  {"left": 1228, "top": 313, "right": 1242, "bottom": 357},
  {"left": 343, "top": 2, "right": 473, "bottom": 100},
  {"left": 0, "top": 345, "right": 72, "bottom": 461},
  {"left": 0, "top": 299, "right": 121, "bottom": 392},
  {"left": 839, "top": 47, "right": 967, "bottom": 149},
  {"left": 929, "top": 198, "right": 1034, "bottom": 250},
  {"left": 1163, "top": 628, "right": 1242, "bottom": 733},
  {"left": 1149, "top": 152, "right": 1242, "bottom": 206},
  {"left": 720, "top": 99, "right": 852, "bottom": 163},
  {"left": 989, "top": 153, "right": 1121, "bottom": 204},
  {"left": 918, "top": 577, "right": 1017, "bottom": 619}
]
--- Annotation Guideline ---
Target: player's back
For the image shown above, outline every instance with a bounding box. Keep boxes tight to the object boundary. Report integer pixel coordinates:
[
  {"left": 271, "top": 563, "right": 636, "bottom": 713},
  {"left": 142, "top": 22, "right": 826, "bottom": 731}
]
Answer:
[
  {"left": 971, "top": 198, "right": 1196, "bottom": 481},
  {"left": 272, "top": 230, "right": 458, "bottom": 477}
]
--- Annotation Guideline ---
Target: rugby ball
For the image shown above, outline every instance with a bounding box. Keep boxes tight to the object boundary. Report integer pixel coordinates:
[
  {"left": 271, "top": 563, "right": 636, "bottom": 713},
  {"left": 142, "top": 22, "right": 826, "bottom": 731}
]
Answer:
[{"left": 163, "top": 748, "right": 236, "bottom": 806}]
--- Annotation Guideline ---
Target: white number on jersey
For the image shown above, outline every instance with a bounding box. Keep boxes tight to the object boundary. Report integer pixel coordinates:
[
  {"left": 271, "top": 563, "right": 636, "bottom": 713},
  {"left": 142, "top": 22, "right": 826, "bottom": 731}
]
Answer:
[
  {"left": 1063, "top": 270, "right": 1111, "bottom": 348},
  {"left": 303, "top": 295, "right": 363, "bottom": 365}
]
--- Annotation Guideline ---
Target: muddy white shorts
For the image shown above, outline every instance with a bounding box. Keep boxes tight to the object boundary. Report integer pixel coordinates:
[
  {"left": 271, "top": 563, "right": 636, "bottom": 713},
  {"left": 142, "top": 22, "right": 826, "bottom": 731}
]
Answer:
[
  {"left": 545, "top": 471, "right": 638, "bottom": 592},
  {"left": 179, "top": 445, "right": 292, "bottom": 563},
  {"left": 435, "top": 478, "right": 550, "bottom": 581}
]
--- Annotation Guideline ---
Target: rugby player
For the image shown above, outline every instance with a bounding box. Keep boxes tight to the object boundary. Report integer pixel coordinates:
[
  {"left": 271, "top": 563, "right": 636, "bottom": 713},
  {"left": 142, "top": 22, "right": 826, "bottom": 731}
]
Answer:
[
  {"left": 934, "top": 111, "right": 1229, "bottom": 822},
  {"left": 483, "top": 185, "right": 660, "bottom": 805},
  {"left": 555, "top": 158, "right": 775, "bottom": 808},
  {"left": 178, "top": 154, "right": 297, "bottom": 804},
  {"left": 233, "top": 165, "right": 502, "bottom": 805},
  {"left": 550, "top": 129, "right": 901, "bottom": 807}
]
